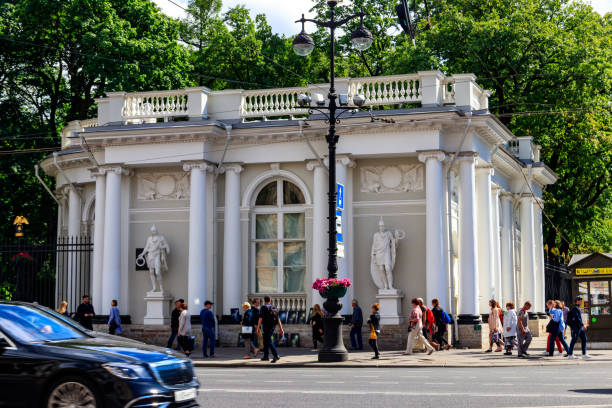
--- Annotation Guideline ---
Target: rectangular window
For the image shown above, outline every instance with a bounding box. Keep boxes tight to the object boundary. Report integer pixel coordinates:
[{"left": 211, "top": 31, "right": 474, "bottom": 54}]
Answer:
[
  {"left": 283, "top": 213, "right": 305, "bottom": 239},
  {"left": 589, "top": 281, "right": 610, "bottom": 305},
  {"left": 256, "top": 214, "right": 277, "bottom": 239}
]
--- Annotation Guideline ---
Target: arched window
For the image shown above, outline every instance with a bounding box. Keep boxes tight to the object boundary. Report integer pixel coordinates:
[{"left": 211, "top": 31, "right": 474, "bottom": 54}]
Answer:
[{"left": 253, "top": 179, "right": 306, "bottom": 294}]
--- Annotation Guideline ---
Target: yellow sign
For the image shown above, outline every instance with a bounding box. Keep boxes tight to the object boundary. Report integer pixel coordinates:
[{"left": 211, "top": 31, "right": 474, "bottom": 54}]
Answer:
[
  {"left": 576, "top": 267, "right": 612, "bottom": 276},
  {"left": 13, "top": 216, "right": 29, "bottom": 237}
]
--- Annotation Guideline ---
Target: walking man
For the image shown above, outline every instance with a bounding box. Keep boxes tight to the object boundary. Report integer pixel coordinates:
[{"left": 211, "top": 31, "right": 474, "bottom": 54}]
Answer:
[
  {"left": 250, "top": 298, "right": 261, "bottom": 354},
  {"left": 567, "top": 296, "right": 591, "bottom": 359},
  {"left": 257, "top": 295, "right": 284, "bottom": 363},
  {"left": 517, "top": 301, "right": 532, "bottom": 358},
  {"left": 75, "top": 295, "right": 95, "bottom": 330},
  {"left": 200, "top": 301, "right": 216, "bottom": 358},
  {"left": 167, "top": 299, "right": 183, "bottom": 349},
  {"left": 350, "top": 299, "right": 363, "bottom": 350}
]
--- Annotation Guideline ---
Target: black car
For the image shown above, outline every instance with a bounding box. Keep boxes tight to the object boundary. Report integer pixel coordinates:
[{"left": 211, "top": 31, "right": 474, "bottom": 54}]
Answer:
[{"left": 0, "top": 301, "right": 199, "bottom": 407}]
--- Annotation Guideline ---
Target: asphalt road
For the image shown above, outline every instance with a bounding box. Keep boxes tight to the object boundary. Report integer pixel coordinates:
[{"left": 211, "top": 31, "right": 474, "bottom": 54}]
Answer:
[{"left": 195, "top": 365, "right": 612, "bottom": 408}]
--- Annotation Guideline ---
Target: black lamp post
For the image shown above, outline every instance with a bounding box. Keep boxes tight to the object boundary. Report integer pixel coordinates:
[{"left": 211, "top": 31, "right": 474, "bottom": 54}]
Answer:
[{"left": 292, "top": 0, "right": 373, "bottom": 363}]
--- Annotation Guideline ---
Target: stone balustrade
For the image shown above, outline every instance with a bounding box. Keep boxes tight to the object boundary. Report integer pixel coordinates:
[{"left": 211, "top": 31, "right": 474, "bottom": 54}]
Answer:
[
  {"left": 61, "top": 118, "right": 99, "bottom": 149},
  {"left": 87, "top": 70, "right": 490, "bottom": 129},
  {"left": 241, "top": 86, "right": 310, "bottom": 119},
  {"left": 248, "top": 293, "right": 307, "bottom": 312},
  {"left": 122, "top": 89, "right": 189, "bottom": 119}
]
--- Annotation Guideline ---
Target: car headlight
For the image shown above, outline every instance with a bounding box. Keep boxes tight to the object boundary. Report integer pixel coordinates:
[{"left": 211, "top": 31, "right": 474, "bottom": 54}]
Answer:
[{"left": 102, "top": 362, "right": 152, "bottom": 380}]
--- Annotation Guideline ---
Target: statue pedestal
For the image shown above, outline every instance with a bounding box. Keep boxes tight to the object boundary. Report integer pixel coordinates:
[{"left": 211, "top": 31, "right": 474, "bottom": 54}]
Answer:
[
  {"left": 143, "top": 291, "right": 172, "bottom": 325},
  {"left": 376, "top": 289, "right": 404, "bottom": 325}
]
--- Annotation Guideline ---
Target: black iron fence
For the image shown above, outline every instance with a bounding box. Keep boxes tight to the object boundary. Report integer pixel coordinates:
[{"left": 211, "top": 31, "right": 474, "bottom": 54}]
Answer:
[
  {"left": 544, "top": 256, "right": 572, "bottom": 305},
  {"left": 0, "top": 236, "right": 92, "bottom": 313}
]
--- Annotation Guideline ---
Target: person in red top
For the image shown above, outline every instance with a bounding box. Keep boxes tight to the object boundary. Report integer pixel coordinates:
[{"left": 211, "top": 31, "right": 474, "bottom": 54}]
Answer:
[{"left": 417, "top": 298, "right": 440, "bottom": 351}]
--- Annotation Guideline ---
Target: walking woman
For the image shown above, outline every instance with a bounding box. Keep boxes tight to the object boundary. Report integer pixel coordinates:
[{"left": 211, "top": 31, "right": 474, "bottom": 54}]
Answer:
[
  {"left": 311, "top": 304, "right": 324, "bottom": 350},
  {"left": 178, "top": 302, "right": 193, "bottom": 357},
  {"left": 486, "top": 299, "right": 503, "bottom": 352},
  {"left": 405, "top": 298, "right": 434, "bottom": 355},
  {"left": 241, "top": 302, "right": 256, "bottom": 359},
  {"left": 544, "top": 299, "right": 564, "bottom": 355},
  {"left": 108, "top": 299, "right": 122, "bottom": 335},
  {"left": 57, "top": 301, "right": 70, "bottom": 317},
  {"left": 546, "top": 299, "right": 569, "bottom": 357},
  {"left": 503, "top": 302, "right": 517, "bottom": 355},
  {"left": 367, "top": 303, "right": 381, "bottom": 359}
]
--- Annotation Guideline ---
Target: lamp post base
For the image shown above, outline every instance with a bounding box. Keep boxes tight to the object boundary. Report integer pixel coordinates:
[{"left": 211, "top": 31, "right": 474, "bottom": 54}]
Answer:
[{"left": 318, "top": 315, "right": 349, "bottom": 362}]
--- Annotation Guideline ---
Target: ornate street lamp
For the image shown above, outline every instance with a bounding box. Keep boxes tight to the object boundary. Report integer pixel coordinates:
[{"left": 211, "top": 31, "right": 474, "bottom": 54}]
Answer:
[{"left": 292, "top": 0, "right": 373, "bottom": 363}]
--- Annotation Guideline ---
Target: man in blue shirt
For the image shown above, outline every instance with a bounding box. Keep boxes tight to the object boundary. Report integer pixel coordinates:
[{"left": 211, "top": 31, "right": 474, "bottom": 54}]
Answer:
[
  {"left": 349, "top": 299, "right": 363, "bottom": 350},
  {"left": 200, "top": 301, "right": 216, "bottom": 357}
]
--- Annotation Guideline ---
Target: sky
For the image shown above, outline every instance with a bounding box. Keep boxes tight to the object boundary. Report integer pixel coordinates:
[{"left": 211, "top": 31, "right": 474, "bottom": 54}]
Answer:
[{"left": 153, "top": 0, "right": 612, "bottom": 36}]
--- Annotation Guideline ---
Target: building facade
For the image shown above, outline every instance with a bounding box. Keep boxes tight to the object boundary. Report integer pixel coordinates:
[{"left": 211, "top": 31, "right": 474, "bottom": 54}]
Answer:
[{"left": 40, "top": 71, "right": 556, "bottom": 337}]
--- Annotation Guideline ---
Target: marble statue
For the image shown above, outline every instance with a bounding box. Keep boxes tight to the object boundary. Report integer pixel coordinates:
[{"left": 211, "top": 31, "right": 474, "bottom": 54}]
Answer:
[
  {"left": 136, "top": 225, "right": 170, "bottom": 292},
  {"left": 370, "top": 217, "right": 405, "bottom": 290}
]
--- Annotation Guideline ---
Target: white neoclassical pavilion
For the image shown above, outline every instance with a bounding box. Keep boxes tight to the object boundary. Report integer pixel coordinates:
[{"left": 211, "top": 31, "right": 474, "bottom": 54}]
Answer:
[{"left": 40, "top": 71, "right": 556, "bottom": 336}]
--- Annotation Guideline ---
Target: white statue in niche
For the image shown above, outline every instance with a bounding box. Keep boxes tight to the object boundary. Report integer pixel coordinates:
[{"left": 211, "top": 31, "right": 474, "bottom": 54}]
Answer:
[
  {"left": 370, "top": 217, "right": 405, "bottom": 290},
  {"left": 136, "top": 225, "right": 170, "bottom": 292}
]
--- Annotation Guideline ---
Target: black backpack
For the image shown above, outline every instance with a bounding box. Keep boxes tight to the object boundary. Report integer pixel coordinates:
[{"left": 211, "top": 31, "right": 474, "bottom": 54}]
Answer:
[{"left": 262, "top": 304, "right": 278, "bottom": 329}]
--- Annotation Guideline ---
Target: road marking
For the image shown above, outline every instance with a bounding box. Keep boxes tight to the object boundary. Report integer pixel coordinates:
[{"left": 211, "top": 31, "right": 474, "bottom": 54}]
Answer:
[
  {"left": 302, "top": 374, "right": 331, "bottom": 377},
  {"left": 197, "top": 388, "right": 606, "bottom": 399},
  {"left": 424, "top": 382, "right": 454, "bottom": 385},
  {"left": 371, "top": 381, "right": 398, "bottom": 385},
  {"left": 214, "top": 379, "right": 249, "bottom": 383},
  {"left": 264, "top": 380, "right": 293, "bottom": 383},
  {"left": 316, "top": 381, "right": 345, "bottom": 384},
  {"left": 355, "top": 375, "right": 380, "bottom": 378}
]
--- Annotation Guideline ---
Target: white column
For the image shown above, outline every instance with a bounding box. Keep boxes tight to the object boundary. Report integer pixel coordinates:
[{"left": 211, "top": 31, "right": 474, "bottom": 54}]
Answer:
[
  {"left": 490, "top": 185, "right": 502, "bottom": 302},
  {"left": 475, "top": 165, "right": 495, "bottom": 310},
  {"left": 222, "top": 164, "right": 243, "bottom": 315},
  {"left": 67, "top": 186, "right": 82, "bottom": 311},
  {"left": 458, "top": 154, "right": 480, "bottom": 319},
  {"left": 336, "top": 156, "right": 355, "bottom": 313},
  {"left": 500, "top": 192, "right": 515, "bottom": 304},
  {"left": 418, "top": 151, "right": 447, "bottom": 309},
  {"left": 102, "top": 167, "right": 125, "bottom": 314},
  {"left": 184, "top": 162, "right": 213, "bottom": 313},
  {"left": 307, "top": 161, "right": 328, "bottom": 308},
  {"left": 534, "top": 202, "right": 546, "bottom": 313},
  {"left": 520, "top": 196, "right": 537, "bottom": 307},
  {"left": 91, "top": 170, "right": 106, "bottom": 313}
]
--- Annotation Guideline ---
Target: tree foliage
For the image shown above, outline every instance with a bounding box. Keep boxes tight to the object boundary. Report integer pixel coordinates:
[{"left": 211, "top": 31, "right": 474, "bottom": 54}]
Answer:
[{"left": 0, "top": 0, "right": 609, "bottom": 253}]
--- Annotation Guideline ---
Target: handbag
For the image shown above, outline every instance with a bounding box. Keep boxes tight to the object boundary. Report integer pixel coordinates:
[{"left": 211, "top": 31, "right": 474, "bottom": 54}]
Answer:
[{"left": 241, "top": 326, "right": 253, "bottom": 334}]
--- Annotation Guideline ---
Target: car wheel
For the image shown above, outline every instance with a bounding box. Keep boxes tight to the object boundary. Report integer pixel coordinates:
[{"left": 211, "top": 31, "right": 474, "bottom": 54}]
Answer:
[{"left": 46, "top": 377, "right": 99, "bottom": 408}]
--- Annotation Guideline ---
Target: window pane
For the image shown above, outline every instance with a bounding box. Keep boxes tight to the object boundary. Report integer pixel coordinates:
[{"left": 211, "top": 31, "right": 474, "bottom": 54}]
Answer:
[
  {"left": 590, "top": 306, "right": 610, "bottom": 316},
  {"left": 256, "top": 214, "right": 277, "bottom": 239},
  {"left": 283, "top": 242, "right": 305, "bottom": 266},
  {"left": 578, "top": 281, "right": 589, "bottom": 309},
  {"left": 589, "top": 281, "right": 610, "bottom": 305},
  {"left": 256, "top": 242, "right": 278, "bottom": 266},
  {"left": 283, "top": 181, "right": 305, "bottom": 204},
  {"left": 256, "top": 182, "right": 277, "bottom": 206},
  {"left": 256, "top": 267, "right": 278, "bottom": 292},
  {"left": 284, "top": 267, "right": 305, "bottom": 292},
  {"left": 283, "top": 213, "right": 305, "bottom": 239}
]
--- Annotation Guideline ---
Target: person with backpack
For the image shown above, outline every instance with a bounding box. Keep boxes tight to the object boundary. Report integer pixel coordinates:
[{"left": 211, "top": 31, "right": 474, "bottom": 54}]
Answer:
[
  {"left": 566, "top": 296, "right": 591, "bottom": 359},
  {"left": 257, "top": 295, "right": 284, "bottom": 363},
  {"left": 503, "top": 302, "right": 518, "bottom": 355},
  {"left": 405, "top": 298, "right": 434, "bottom": 355},
  {"left": 241, "top": 302, "right": 256, "bottom": 359},
  {"left": 431, "top": 298, "right": 451, "bottom": 350}
]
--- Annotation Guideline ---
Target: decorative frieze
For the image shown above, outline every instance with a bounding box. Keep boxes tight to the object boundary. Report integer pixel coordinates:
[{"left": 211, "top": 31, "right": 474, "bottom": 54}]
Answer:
[
  {"left": 360, "top": 164, "right": 424, "bottom": 193},
  {"left": 136, "top": 173, "right": 190, "bottom": 200}
]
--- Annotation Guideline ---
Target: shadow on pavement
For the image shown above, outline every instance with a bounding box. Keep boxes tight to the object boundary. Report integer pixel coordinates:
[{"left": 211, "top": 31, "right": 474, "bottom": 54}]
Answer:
[{"left": 570, "top": 389, "right": 612, "bottom": 395}]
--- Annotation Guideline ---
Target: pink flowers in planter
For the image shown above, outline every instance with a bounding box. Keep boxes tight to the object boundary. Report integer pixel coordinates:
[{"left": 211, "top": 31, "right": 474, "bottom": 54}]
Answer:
[{"left": 312, "top": 278, "right": 352, "bottom": 291}]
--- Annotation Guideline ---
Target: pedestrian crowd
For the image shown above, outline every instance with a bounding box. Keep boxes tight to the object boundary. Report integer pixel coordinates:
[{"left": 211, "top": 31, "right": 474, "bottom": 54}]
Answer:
[{"left": 56, "top": 292, "right": 591, "bottom": 362}]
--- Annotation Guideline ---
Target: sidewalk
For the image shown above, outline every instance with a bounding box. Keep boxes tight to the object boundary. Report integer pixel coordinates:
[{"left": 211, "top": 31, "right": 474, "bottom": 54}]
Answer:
[{"left": 190, "top": 336, "right": 612, "bottom": 368}]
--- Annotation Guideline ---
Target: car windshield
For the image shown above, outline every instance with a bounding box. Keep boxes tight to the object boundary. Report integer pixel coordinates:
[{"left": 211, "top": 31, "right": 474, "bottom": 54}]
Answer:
[{"left": 0, "top": 304, "right": 86, "bottom": 343}]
